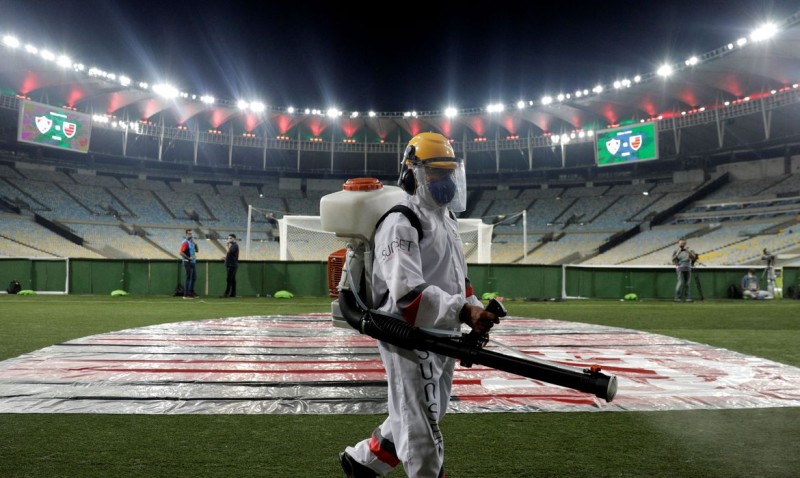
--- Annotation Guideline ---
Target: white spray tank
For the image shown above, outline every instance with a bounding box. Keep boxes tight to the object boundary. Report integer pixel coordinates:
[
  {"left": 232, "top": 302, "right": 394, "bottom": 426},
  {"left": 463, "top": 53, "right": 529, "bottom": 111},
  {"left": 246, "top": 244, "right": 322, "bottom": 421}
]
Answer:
[{"left": 320, "top": 178, "right": 406, "bottom": 327}]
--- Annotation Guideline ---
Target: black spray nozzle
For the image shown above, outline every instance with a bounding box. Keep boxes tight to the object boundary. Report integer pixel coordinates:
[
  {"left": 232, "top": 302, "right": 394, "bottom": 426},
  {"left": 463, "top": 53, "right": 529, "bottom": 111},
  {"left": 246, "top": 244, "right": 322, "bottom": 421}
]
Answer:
[{"left": 485, "top": 298, "right": 507, "bottom": 318}]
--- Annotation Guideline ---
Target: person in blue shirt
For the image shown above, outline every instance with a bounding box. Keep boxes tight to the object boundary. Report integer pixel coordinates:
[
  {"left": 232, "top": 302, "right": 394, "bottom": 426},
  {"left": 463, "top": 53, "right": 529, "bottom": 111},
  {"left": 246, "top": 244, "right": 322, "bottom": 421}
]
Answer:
[{"left": 179, "top": 229, "right": 199, "bottom": 299}]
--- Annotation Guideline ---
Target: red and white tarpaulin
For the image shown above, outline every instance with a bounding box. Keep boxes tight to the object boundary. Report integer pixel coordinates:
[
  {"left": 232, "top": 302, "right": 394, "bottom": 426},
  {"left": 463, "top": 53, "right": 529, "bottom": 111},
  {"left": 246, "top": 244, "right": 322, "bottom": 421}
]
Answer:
[{"left": 0, "top": 314, "right": 799, "bottom": 414}]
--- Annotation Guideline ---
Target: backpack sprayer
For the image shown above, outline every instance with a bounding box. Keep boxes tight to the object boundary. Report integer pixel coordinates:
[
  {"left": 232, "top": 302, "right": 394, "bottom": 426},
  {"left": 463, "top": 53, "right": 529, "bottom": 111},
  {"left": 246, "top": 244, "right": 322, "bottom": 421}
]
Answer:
[{"left": 320, "top": 178, "right": 617, "bottom": 402}]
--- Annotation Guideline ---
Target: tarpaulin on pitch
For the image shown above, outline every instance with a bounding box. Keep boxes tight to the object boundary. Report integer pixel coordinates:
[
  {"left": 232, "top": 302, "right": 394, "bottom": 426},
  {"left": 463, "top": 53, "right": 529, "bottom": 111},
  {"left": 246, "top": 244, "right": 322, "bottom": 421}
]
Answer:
[{"left": 0, "top": 314, "right": 799, "bottom": 414}]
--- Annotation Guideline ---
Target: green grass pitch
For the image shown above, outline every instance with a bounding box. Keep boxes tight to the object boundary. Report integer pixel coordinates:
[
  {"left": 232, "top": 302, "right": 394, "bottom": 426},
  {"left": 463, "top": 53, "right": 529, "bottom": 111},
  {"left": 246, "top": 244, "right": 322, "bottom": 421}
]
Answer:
[{"left": 1, "top": 296, "right": 798, "bottom": 477}]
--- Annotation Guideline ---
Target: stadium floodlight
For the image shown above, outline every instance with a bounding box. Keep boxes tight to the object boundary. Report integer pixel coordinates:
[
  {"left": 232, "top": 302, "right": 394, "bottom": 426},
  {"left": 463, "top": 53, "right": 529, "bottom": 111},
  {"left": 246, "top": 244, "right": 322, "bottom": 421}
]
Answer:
[
  {"left": 556, "top": 94, "right": 565, "bottom": 102},
  {"left": 576, "top": 90, "right": 583, "bottom": 97},
  {"left": 139, "top": 82, "right": 149, "bottom": 89},
  {"left": 445, "top": 107, "right": 458, "bottom": 117},
  {"left": 656, "top": 64, "right": 673, "bottom": 77},
  {"left": 237, "top": 99, "right": 249, "bottom": 110},
  {"left": 516, "top": 100, "right": 526, "bottom": 109},
  {"left": 40, "top": 49, "right": 55, "bottom": 61},
  {"left": 250, "top": 101, "right": 265, "bottom": 113},
  {"left": 622, "top": 78, "right": 631, "bottom": 87},
  {"left": 200, "top": 95, "right": 215, "bottom": 104},
  {"left": 541, "top": 96, "right": 553, "bottom": 105},
  {"left": 736, "top": 37, "right": 747, "bottom": 47},
  {"left": 592, "top": 85, "right": 603, "bottom": 94},
  {"left": 107, "top": 73, "right": 117, "bottom": 81},
  {"left": 486, "top": 103, "right": 505, "bottom": 113},
  {"left": 587, "top": 130, "right": 594, "bottom": 137},
  {"left": 56, "top": 55, "right": 72, "bottom": 68},
  {"left": 304, "top": 108, "right": 311, "bottom": 114},
  {"left": 326, "top": 108, "right": 340, "bottom": 118},
  {"left": 750, "top": 23, "right": 777, "bottom": 42},
  {"left": 24, "top": 44, "right": 38, "bottom": 54},
  {"left": 551, "top": 135, "right": 560, "bottom": 144},
  {"left": 634, "top": 75, "right": 641, "bottom": 83},
  {"left": 368, "top": 110, "right": 376, "bottom": 117},
  {"left": 685, "top": 56, "right": 699, "bottom": 66},
  {"left": 153, "top": 83, "right": 179, "bottom": 98},
  {"left": 287, "top": 106, "right": 295, "bottom": 114},
  {"left": 73, "top": 63, "right": 85, "bottom": 72},
  {"left": 350, "top": 111, "right": 359, "bottom": 118},
  {"left": 119, "top": 76, "right": 131, "bottom": 87},
  {"left": 2, "top": 35, "right": 20, "bottom": 48},
  {"left": 613, "top": 81, "right": 622, "bottom": 89},
  {"left": 561, "top": 134, "right": 571, "bottom": 144}
]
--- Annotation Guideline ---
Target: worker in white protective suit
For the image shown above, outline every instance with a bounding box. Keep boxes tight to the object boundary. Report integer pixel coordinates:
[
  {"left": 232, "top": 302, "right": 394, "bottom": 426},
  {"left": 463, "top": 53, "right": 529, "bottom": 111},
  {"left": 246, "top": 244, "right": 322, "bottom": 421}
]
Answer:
[{"left": 339, "top": 132, "right": 500, "bottom": 478}]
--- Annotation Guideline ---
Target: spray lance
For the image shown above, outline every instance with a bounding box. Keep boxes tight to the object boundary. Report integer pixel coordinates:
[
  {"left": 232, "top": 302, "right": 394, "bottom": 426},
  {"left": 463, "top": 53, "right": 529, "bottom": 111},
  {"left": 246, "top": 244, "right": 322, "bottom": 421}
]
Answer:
[{"left": 336, "top": 286, "right": 617, "bottom": 402}]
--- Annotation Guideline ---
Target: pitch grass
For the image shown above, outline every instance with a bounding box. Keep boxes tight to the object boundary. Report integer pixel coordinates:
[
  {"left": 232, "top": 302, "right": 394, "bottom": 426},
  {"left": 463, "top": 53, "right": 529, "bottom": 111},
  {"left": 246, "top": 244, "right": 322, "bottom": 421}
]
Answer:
[{"left": 1, "top": 296, "right": 799, "bottom": 477}]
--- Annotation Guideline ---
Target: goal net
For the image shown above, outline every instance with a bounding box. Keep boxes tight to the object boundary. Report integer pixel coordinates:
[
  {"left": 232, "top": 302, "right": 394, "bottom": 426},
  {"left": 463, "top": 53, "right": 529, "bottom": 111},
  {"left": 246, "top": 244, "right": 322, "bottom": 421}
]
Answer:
[{"left": 277, "top": 215, "right": 493, "bottom": 263}]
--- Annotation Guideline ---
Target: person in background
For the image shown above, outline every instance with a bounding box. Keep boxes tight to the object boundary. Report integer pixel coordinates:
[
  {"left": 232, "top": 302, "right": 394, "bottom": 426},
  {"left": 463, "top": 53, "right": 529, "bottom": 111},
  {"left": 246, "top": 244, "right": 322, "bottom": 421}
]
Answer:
[
  {"left": 222, "top": 233, "right": 239, "bottom": 298},
  {"left": 741, "top": 269, "right": 773, "bottom": 300},
  {"left": 671, "top": 239, "right": 697, "bottom": 302},
  {"left": 179, "top": 228, "right": 198, "bottom": 299}
]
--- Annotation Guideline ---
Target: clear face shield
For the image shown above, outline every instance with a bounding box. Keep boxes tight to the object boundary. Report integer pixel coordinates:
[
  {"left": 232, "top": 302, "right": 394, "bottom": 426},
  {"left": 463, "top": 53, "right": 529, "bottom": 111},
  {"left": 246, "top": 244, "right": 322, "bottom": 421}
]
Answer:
[{"left": 414, "top": 159, "right": 467, "bottom": 212}]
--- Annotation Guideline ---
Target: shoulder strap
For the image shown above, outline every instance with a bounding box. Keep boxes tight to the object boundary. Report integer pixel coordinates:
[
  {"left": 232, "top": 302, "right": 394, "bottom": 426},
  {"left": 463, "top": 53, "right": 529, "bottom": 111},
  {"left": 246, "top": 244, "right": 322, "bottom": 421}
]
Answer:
[{"left": 375, "top": 205, "right": 424, "bottom": 241}]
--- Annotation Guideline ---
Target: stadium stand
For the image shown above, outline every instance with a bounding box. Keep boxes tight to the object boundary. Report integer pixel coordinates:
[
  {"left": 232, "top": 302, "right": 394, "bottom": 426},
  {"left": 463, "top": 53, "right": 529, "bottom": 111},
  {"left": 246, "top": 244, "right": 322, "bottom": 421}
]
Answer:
[{"left": 3, "top": 148, "right": 800, "bottom": 267}]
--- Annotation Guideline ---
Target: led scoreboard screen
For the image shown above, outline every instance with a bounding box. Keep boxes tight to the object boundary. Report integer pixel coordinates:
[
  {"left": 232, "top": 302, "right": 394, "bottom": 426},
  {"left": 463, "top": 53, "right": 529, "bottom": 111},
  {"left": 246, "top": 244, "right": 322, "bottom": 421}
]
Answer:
[
  {"left": 18, "top": 100, "right": 92, "bottom": 153},
  {"left": 595, "top": 122, "right": 658, "bottom": 167}
]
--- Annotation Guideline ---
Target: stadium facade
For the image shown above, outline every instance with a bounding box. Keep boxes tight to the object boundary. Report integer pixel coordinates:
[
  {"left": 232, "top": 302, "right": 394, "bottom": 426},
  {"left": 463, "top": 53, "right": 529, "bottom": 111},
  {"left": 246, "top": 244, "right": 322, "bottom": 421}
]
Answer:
[{"left": 1, "top": 14, "right": 799, "bottom": 280}]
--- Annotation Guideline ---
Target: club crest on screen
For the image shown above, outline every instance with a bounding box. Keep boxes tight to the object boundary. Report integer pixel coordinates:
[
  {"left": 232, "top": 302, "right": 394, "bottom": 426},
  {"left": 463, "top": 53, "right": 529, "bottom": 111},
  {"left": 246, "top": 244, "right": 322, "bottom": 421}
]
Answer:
[
  {"left": 63, "top": 121, "right": 77, "bottom": 138},
  {"left": 605, "top": 138, "right": 621, "bottom": 155},
  {"left": 629, "top": 134, "right": 642, "bottom": 151},
  {"left": 35, "top": 115, "right": 52, "bottom": 134}
]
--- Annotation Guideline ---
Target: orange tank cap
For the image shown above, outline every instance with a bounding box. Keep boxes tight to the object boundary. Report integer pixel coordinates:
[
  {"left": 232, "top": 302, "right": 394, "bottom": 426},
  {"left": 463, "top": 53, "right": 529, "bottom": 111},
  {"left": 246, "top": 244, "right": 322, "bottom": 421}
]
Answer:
[{"left": 343, "top": 177, "right": 383, "bottom": 191}]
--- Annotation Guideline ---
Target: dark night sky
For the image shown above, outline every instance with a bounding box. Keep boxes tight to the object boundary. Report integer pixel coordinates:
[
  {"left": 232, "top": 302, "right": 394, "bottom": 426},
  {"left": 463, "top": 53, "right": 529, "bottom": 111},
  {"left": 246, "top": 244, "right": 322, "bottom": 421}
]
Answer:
[{"left": 2, "top": 1, "right": 798, "bottom": 111}]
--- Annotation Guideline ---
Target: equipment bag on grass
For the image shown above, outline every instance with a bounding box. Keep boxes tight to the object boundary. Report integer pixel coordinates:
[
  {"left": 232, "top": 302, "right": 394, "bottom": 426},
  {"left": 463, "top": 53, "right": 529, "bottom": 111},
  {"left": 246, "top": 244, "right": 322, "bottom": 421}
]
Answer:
[{"left": 6, "top": 280, "right": 21, "bottom": 295}]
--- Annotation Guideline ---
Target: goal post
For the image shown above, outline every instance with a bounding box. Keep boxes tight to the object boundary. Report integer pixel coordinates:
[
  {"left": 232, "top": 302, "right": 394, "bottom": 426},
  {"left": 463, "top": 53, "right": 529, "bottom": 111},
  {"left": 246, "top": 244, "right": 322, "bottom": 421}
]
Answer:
[
  {"left": 0, "top": 257, "right": 69, "bottom": 294},
  {"left": 279, "top": 214, "right": 493, "bottom": 263}
]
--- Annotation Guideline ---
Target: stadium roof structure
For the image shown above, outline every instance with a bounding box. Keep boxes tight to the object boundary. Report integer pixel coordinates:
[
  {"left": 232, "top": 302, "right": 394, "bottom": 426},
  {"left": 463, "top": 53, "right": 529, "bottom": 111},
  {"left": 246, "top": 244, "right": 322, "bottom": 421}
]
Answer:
[{"left": 2, "top": 11, "right": 800, "bottom": 173}]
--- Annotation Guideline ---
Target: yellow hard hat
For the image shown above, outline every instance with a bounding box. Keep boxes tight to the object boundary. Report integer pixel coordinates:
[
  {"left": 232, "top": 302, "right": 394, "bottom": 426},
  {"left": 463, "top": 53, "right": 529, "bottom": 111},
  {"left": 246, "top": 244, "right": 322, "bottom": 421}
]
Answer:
[{"left": 403, "top": 132, "right": 457, "bottom": 169}]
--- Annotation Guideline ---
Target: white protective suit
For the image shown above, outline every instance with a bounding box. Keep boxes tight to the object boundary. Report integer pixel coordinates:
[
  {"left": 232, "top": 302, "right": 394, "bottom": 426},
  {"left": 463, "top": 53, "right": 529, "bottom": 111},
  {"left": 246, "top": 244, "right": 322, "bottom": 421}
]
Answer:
[{"left": 344, "top": 193, "right": 483, "bottom": 478}]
